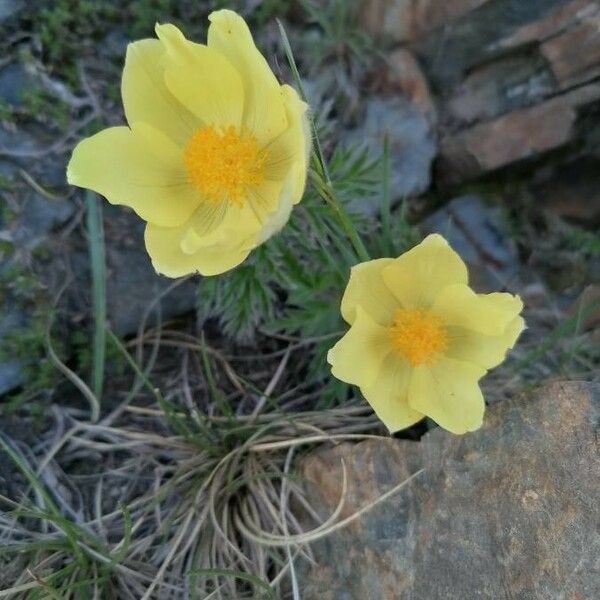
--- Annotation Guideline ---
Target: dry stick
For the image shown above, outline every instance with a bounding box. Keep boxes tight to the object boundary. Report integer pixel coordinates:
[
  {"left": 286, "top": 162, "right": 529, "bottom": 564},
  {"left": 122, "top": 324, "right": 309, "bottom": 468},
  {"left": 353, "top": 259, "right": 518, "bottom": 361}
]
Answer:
[
  {"left": 251, "top": 346, "right": 291, "bottom": 418},
  {"left": 280, "top": 446, "right": 301, "bottom": 600}
]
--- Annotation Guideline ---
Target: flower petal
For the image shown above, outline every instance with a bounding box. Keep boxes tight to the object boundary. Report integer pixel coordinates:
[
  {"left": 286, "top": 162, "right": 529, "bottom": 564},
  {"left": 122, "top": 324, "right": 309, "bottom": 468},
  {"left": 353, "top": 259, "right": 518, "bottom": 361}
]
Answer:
[
  {"left": 340, "top": 259, "right": 398, "bottom": 326},
  {"left": 446, "top": 316, "right": 525, "bottom": 370},
  {"left": 145, "top": 202, "right": 260, "bottom": 277},
  {"left": 327, "top": 307, "right": 393, "bottom": 388},
  {"left": 67, "top": 124, "right": 200, "bottom": 227},
  {"left": 156, "top": 23, "right": 244, "bottom": 130},
  {"left": 207, "top": 9, "right": 288, "bottom": 145},
  {"left": 432, "top": 285, "right": 523, "bottom": 336},
  {"left": 382, "top": 234, "right": 468, "bottom": 309},
  {"left": 254, "top": 176, "right": 294, "bottom": 245},
  {"left": 121, "top": 39, "right": 197, "bottom": 145},
  {"left": 247, "top": 178, "right": 284, "bottom": 226},
  {"left": 408, "top": 357, "right": 486, "bottom": 434},
  {"left": 265, "top": 85, "right": 310, "bottom": 204},
  {"left": 361, "top": 354, "right": 425, "bottom": 433}
]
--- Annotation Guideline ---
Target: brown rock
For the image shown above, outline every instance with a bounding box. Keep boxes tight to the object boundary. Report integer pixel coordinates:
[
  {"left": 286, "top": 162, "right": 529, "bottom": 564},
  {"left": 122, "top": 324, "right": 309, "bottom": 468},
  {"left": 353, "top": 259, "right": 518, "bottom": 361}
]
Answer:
[
  {"left": 541, "top": 5, "right": 600, "bottom": 88},
  {"left": 437, "top": 83, "right": 600, "bottom": 185},
  {"left": 300, "top": 381, "right": 600, "bottom": 600},
  {"left": 492, "top": 0, "right": 599, "bottom": 51},
  {"left": 385, "top": 48, "right": 436, "bottom": 122},
  {"left": 359, "top": 0, "right": 489, "bottom": 44},
  {"left": 445, "top": 54, "right": 555, "bottom": 127}
]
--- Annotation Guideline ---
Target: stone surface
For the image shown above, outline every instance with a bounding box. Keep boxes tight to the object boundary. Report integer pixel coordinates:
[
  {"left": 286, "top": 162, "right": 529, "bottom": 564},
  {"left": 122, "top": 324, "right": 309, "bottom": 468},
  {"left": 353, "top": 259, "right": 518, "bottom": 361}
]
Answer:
[
  {"left": 0, "top": 308, "right": 25, "bottom": 395},
  {"left": 359, "top": 0, "right": 490, "bottom": 44},
  {"left": 300, "top": 381, "right": 600, "bottom": 599},
  {"left": 102, "top": 206, "right": 198, "bottom": 335},
  {"left": 436, "top": 84, "right": 600, "bottom": 185},
  {"left": 491, "top": 0, "right": 598, "bottom": 50},
  {"left": 344, "top": 97, "right": 436, "bottom": 211},
  {"left": 422, "top": 195, "right": 519, "bottom": 290},
  {"left": 445, "top": 54, "right": 555, "bottom": 127},
  {"left": 531, "top": 156, "right": 600, "bottom": 225},
  {"left": 384, "top": 48, "right": 436, "bottom": 123},
  {"left": 540, "top": 3, "right": 600, "bottom": 89},
  {"left": 0, "top": 0, "right": 23, "bottom": 22},
  {"left": 414, "top": 0, "right": 567, "bottom": 90}
]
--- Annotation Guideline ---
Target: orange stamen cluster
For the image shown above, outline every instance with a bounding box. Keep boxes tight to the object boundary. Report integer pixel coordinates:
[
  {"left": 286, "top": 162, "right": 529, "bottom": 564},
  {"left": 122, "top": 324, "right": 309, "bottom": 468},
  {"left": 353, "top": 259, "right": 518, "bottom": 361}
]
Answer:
[
  {"left": 390, "top": 308, "right": 448, "bottom": 366},
  {"left": 183, "top": 125, "right": 268, "bottom": 204}
]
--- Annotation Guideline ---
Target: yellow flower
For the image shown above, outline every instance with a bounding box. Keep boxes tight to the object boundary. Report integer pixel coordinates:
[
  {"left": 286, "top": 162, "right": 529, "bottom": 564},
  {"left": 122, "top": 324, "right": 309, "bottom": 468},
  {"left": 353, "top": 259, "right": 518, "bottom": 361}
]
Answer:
[
  {"left": 67, "top": 10, "right": 310, "bottom": 276},
  {"left": 327, "top": 234, "right": 525, "bottom": 434}
]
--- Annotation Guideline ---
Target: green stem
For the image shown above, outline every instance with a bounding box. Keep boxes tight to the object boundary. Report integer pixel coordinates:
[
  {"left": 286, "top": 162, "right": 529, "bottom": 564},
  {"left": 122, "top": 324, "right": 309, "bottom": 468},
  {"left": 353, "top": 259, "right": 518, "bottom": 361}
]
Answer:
[
  {"left": 309, "top": 170, "right": 370, "bottom": 263},
  {"left": 278, "top": 19, "right": 370, "bottom": 264},
  {"left": 86, "top": 191, "right": 106, "bottom": 403}
]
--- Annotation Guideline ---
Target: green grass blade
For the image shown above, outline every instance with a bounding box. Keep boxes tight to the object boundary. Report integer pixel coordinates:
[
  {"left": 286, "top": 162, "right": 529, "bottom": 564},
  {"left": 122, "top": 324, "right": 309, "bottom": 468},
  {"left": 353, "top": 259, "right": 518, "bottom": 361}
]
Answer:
[{"left": 86, "top": 191, "right": 107, "bottom": 406}]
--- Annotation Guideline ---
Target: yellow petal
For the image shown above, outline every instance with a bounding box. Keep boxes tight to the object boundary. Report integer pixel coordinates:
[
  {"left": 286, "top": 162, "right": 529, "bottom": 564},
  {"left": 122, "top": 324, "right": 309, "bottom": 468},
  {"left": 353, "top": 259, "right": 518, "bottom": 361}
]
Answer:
[
  {"left": 265, "top": 85, "right": 310, "bottom": 204},
  {"left": 67, "top": 125, "right": 200, "bottom": 227},
  {"left": 446, "top": 316, "right": 525, "bottom": 370},
  {"left": 408, "top": 357, "right": 486, "bottom": 434},
  {"left": 247, "top": 178, "right": 284, "bottom": 226},
  {"left": 207, "top": 9, "right": 288, "bottom": 145},
  {"left": 361, "top": 354, "right": 425, "bottom": 433},
  {"left": 327, "top": 307, "right": 393, "bottom": 388},
  {"left": 382, "top": 234, "right": 468, "bottom": 309},
  {"left": 340, "top": 258, "right": 398, "bottom": 326},
  {"left": 254, "top": 176, "right": 294, "bottom": 244},
  {"left": 121, "top": 39, "right": 197, "bottom": 145},
  {"left": 156, "top": 23, "right": 244, "bottom": 130},
  {"left": 432, "top": 285, "right": 523, "bottom": 336}
]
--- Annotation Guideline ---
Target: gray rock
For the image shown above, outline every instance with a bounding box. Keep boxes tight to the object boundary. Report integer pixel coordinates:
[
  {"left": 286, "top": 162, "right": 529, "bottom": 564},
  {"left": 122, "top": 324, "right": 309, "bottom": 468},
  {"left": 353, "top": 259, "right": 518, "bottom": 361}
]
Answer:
[
  {"left": 0, "top": 308, "right": 26, "bottom": 395},
  {"left": 422, "top": 194, "right": 520, "bottom": 291},
  {"left": 0, "top": 0, "right": 23, "bottom": 22},
  {"left": 415, "top": 0, "right": 567, "bottom": 91},
  {"left": 12, "top": 193, "right": 75, "bottom": 247},
  {"left": 0, "top": 63, "right": 32, "bottom": 108},
  {"left": 102, "top": 206, "right": 197, "bottom": 335},
  {"left": 301, "top": 381, "right": 600, "bottom": 599},
  {"left": 445, "top": 53, "right": 555, "bottom": 129},
  {"left": 344, "top": 97, "right": 436, "bottom": 213}
]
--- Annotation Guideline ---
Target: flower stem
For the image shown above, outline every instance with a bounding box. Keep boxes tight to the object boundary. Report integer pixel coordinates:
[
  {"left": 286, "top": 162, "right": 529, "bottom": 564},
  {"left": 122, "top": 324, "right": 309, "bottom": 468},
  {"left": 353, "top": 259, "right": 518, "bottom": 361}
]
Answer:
[
  {"left": 278, "top": 20, "right": 370, "bottom": 264},
  {"left": 309, "top": 169, "right": 371, "bottom": 263}
]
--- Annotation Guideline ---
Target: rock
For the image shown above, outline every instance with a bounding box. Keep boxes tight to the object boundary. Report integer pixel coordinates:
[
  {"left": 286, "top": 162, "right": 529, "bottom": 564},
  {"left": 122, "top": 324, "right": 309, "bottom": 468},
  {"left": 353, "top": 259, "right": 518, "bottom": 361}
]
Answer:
[
  {"left": 359, "top": 0, "right": 490, "bottom": 45},
  {"left": 414, "top": 0, "right": 567, "bottom": 90},
  {"left": 0, "top": 63, "right": 37, "bottom": 108},
  {"left": 12, "top": 193, "right": 75, "bottom": 248},
  {"left": 344, "top": 97, "right": 436, "bottom": 212},
  {"left": 445, "top": 54, "right": 555, "bottom": 128},
  {"left": 0, "top": 0, "right": 23, "bottom": 22},
  {"left": 491, "top": 0, "right": 598, "bottom": 51},
  {"left": 421, "top": 195, "right": 519, "bottom": 290},
  {"left": 540, "top": 3, "right": 600, "bottom": 89},
  {"left": 436, "top": 83, "right": 600, "bottom": 185},
  {"left": 300, "top": 381, "right": 600, "bottom": 599},
  {"left": 102, "top": 206, "right": 197, "bottom": 335},
  {"left": 531, "top": 156, "right": 600, "bottom": 225},
  {"left": 0, "top": 309, "right": 26, "bottom": 395},
  {"left": 384, "top": 48, "right": 436, "bottom": 123}
]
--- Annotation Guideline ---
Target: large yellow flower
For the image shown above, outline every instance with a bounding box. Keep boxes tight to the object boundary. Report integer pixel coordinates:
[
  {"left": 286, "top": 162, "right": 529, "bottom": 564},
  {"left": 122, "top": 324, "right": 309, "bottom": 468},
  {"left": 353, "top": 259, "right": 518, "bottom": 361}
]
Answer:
[
  {"left": 327, "top": 234, "right": 525, "bottom": 434},
  {"left": 67, "top": 10, "right": 310, "bottom": 276}
]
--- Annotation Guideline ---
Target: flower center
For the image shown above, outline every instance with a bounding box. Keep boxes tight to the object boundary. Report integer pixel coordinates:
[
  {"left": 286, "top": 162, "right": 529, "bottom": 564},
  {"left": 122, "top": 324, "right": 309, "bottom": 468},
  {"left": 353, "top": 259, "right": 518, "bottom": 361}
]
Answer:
[
  {"left": 183, "top": 125, "right": 268, "bottom": 204},
  {"left": 390, "top": 308, "right": 448, "bottom": 366}
]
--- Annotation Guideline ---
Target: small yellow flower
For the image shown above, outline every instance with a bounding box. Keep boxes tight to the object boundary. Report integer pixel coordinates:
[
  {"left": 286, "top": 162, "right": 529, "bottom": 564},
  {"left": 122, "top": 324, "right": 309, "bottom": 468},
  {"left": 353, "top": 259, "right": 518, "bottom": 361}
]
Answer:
[
  {"left": 67, "top": 10, "right": 310, "bottom": 277},
  {"left": 327, "top": 234, "right": 525, "bottom": 434}
]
